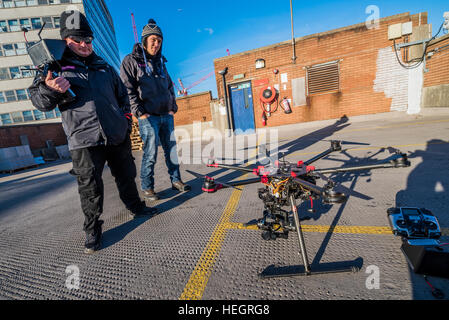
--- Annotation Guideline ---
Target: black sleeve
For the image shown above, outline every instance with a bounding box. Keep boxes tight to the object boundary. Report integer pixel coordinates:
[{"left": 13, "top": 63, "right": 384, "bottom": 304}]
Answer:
[
  {"left": 120, "top": 56, "right": 146, "bottom": 118},
  {"left": 28, "top": 74, "right": 65, "bottom": 112},
  {"left": 167, "top": 71, "right": 178, "bottom": 114},
  {"left": 111, "top": 66, "right": 133, "bottom": 133}
]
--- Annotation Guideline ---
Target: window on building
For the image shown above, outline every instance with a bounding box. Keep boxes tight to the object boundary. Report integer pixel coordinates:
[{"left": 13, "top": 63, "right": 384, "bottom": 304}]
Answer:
[
  {"left": 9, "top": 67, "right": 22, "bottom": 79},
  {"left": 21, "top": 66, "right": 34, "bottom": 77},
  {"left": 55, "top": 108, "right": 61, "bottom": 117},
  {"left": 15, "top": 43, "right": 27, "bottom": 55},
  {"left": 5, "top": 91, "right": 17, "bottom": 102},
  {"left": 26, "top": 0, "right": 38, "bottom": 5},
  {"left": 33, "top": 109, "right": 45, "bottom": 120},
  {"left": 15, "top": 0, "right": 27, "bottom": 7},
  {"left": 8, "top": 19, "right": 20, "bottom": 32},
  {"left": 0, "top": 46, "right": 2, "bottom": 56},
  {"left": 37, "top": 0, "right": 48, "bottom": 4},
  {"left": 31, "top": 18, "right": 42, "bottom": 30},
  {"left": 53, "top": 17, "right": 60, "bottom": 28},
  {"left": 0, "top": 68, "right": 9, "bottom": 80},
  {"left": 3, "top": 0, "right": 14, "bottom": 8},
  {"left": 20, "top": 18, "right": 31, "bottom": 30},
  {"left": 0, "top": 68, "right": 11, "bottom": 80},
  {"left": 42, "top": 16, "right": 53, "bottom": 29},
  {"left": 0, "top": 21, "right": 8, "bottom": 32},
  {"left": 3, "top": 44, "right": 15, "bottom": 56},
  {"left": 45, "top": 110, "right": 56, "bottom": 119},
  {"left": 1, "top": 114, "right": 12, "bottom": 125},
  {"left": 11, "top": 111, "right": 24, "bottom": 123},
  {"left": 22, "top": 110, "right": 34, "bottom": 121},
  {"left": 0, "top": 92, "right": 5, "bottom": 103},
  {"left": 306, "top": 60, "right": 340, "bottom": 96},
  {"left": 49, "top": 0, "right": 60, "bottom": 4},
  {"left": 16, "top": 89, "right": 28, "bottom": 100}
]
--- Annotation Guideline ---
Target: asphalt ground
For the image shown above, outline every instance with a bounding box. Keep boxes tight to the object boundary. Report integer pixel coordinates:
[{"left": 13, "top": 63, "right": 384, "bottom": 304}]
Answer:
[{"left": 1, "top": 109, "right": 449, "bottom": 301}]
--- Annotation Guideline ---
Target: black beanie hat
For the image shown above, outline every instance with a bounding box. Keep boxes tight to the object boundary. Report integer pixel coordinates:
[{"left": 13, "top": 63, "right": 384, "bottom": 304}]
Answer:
[
  {"left": 59, "top": 10, "right": 94, "bottom": 39},
  {"left": 141, "top": 19, "right": 163, "bottom": 45}
]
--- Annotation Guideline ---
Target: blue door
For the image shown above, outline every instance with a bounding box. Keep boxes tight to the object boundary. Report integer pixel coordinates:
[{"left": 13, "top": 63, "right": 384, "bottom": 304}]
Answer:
[{"left": 229, "top": 82, "right": 255, "bottom": 134}]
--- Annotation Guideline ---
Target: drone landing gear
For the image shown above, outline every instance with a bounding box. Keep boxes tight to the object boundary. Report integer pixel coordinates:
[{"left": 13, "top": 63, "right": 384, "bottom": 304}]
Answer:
[{"left": 259, "top": 195, "right": 363, "bottom": 278}]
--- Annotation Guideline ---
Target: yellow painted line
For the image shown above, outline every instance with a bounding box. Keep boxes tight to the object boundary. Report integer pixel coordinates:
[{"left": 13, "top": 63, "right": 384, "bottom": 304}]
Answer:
[
  {"left": 179, "top": 134, "right": 264, "bottom": 300},
  {"left": 226, "top": 222, "right": 449, "bottom": 236},
  {"left": 179, "top": 188, "right": 242, "bottom": 300}
]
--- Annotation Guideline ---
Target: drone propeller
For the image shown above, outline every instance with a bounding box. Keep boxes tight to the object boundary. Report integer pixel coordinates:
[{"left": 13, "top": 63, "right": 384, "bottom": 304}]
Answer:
[
  {"left": 185, "top": 169, "right": 242, "bottom": 190},
  {"left": 314, "top": 172, "right": 373, "bottom": 201}
]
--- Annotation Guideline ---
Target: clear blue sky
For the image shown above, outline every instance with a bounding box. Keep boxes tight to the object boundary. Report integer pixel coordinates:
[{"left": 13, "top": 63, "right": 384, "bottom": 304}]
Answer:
[{"left": 105, "top": 0, "right": 448, "bottom": 98}]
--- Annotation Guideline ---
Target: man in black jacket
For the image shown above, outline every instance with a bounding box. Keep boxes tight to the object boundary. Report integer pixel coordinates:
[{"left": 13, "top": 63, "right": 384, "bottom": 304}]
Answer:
[
  {"left": 120, "top": 19, "right": 190, "bottom": 201},
  {"left": 29, "top": 10, "right": 157, "bottom": 254}
]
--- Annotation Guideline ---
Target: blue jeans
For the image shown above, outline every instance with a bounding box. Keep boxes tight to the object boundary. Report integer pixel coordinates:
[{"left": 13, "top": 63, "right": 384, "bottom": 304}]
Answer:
[{"left": 138, "top": 114, "right": 181, "bottom": 190}]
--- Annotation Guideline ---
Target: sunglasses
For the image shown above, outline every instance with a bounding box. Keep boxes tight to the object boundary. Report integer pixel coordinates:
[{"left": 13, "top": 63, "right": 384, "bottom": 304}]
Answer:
[{"left": 69, "top": 36, "right": 93, "bottom": 44}]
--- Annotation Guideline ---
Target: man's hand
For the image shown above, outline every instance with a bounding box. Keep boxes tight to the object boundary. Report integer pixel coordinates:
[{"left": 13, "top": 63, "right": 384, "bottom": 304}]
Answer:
[
  {"left": 168, "top": 111, "right": 174, "bottom": 115},
  {"left": 45, "top": 71, "right": 71, "bottom": 93},
  {"left": 139, "top": 113, "right": 150, "bottom": 119}
]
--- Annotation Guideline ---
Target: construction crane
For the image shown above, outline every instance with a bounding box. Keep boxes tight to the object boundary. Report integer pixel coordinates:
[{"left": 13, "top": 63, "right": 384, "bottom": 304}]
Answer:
[{"left": 177, "top": 70, "right": 214, "bottom": 97}]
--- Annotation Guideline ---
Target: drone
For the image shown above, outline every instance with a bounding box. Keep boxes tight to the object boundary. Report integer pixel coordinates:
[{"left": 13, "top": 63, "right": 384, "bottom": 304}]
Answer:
[{"left": 187, "top": 140, "right": 411, "bottom": 278}]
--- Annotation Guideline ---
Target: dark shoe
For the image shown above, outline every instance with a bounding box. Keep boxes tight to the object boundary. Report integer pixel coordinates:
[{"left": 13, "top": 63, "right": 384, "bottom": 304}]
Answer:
[
  {"left": 129, "top": 205, "right": 158, "bottom": 219},
  {"left": 84, "top": 220, "right": 103, "bottom": 254},
  {"left": 142, "top": 189, "right": 159, "bottom": 201},
  {"left": 172, "top": 181, "right": 191, "bottom": 192}
]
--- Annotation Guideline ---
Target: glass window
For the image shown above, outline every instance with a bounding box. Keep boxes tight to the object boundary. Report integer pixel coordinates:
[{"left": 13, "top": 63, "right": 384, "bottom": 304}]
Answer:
[
  {"left": 0, "top": 21, "right": 8, "bottom": 32},
  {"left": 54, "top": 108, "right": 61, "bottom": 117},
  {"left": 16, "top": 89, "right": 28, "bottom": 100},
  {"left": 9, "top": 67, "right": 22, "bottom": 79},
  {"left": 53, "top": 17, "right": 60, "bottom": 28},
  {"left": 27, "top": 0, "right": 38, "bottom": 5},
  {"left": 0, "top": 68, "right": 9, "bottom": 80},
  {"left": 0, "top": 92, "right": 5, "bottom": 103},
  {"left": 37, "top": 0, "right": 48, "bottom": 4},
  {"left": 15, "top": 0, "right": 26, "bottom": 7},
  {"left": 5, "top": 90, "right": 17, "bottom": 102},
  {"left": 15, "top": 43, "right": 27, "bottom": 55},
  {"left": 42, "top": 17, "right": 53, "bottom": 29},
  {"left": 21, "top": 66, "right": 34, "bottom": 77},
  {"left": 49, "top": 0, "right": 60, "bottom": 3},
  {"left": 3, "top": 1, "right": 14, "bottom": 8},
  {"left": 3, "top": 44, "right": 15, "bottom": 56},
  {"left": 20, "top": 18, "right": 31, "bottom": 30},
  {"left": 71, "top": 0, "right": 82, "bottom": 3},
  {"left": 22, "top": 110, "right": 34, "bottom": 121},
  {"left": 11, "top": 112, "right": 24, "bottom": 123},
  {"left": 31, "top": 18, "right": 42, "bottom": 30},
  {"left": 0, "top": 114, "right": 13, "bottom": 125},
  {"left": 61, "top": 0, "right": 70, "bottom": 3},
  {"left": 8, "top": 20, "right": 20, "bottom": 32},
  {"left": 45, "top": 110, "right": 55, "bottom": 119},
  {"left": 33, "top": 109, "right": 45, "bottom": 120},
  {"left": 0, "top": 46, "right": 3, "bottom": 56}
]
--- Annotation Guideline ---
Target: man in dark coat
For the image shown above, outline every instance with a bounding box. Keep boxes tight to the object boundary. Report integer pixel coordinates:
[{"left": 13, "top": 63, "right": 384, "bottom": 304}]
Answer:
[
  {"left": 120, "top": 19, "right": 190, "bottom": 201},
  {"left": 29, "top": 10, "right": 157, "bottom": 254}
]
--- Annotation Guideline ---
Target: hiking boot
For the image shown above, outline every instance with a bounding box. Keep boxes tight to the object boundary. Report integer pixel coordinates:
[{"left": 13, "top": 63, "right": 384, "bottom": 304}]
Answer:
[
  {"left": 84, "top": 220, "right": 103, "bottom": 254},
  {"left": 142, "top": 189, "right": 159, "bottom": 201},
  {"left": 172, "top": 181, "right": 191, "bottom": 192},
  {"left": 129, "top": 205, "right": 158, "bottom": 219}
]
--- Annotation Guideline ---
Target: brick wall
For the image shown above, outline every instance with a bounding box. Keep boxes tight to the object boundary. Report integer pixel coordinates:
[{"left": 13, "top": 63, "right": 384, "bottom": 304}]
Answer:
[
  {"left": 423, "top": 35, "right": 449, "bottom": 88},
  {"left": 214, "top": 12, "right": 427, "bottom": 128},
  {"left": 0, "top": 123, "right": 67, "bottom": 150},
  {"left": 174, "top": 91, "right": 213, "bottom": 126}
]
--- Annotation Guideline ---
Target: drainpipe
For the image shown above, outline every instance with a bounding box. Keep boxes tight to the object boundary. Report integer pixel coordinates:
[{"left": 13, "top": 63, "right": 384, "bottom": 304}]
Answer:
[
  {"left": 219, "top": 67, "right": 233, "bottom": 136},
  {"left": 290, "top": 0, "right": 297, "bottom": 63}
]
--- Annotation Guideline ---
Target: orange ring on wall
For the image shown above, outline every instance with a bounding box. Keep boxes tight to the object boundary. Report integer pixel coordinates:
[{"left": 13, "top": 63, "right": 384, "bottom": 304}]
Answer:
[{"left": 259, "top": 86, "right": 277, "bottom": 104}]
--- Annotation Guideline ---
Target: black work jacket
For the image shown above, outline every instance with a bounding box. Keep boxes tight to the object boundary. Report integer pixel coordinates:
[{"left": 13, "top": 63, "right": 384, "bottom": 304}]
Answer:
[
  {"left": 29, "top": 50, "right": 132, "bottom": 151},
  {"left": 120, "top": 43, "right": 178, "bottom": 117}
]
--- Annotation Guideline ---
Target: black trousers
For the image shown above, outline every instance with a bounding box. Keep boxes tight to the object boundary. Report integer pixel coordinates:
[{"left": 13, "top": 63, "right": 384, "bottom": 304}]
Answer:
[{"left": 70, "top": 137, "right": 144, "bottom": 233}]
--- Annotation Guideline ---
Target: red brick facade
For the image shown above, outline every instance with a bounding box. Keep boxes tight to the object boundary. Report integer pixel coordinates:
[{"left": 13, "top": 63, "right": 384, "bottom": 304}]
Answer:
[
  {"left": 214, "top": 12, "right": 427, "bottom": 128},
  {"left": 174, "top": 91, "right": 213, "bottom": 126},
  {"left": 0, "top": 123, "right": 67, "bottom": 149},
  {"left": 424, "top": 35, "right": 449, "bottom": 88}
]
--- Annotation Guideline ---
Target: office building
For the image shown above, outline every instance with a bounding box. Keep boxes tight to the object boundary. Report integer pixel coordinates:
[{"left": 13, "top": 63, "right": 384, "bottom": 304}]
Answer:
[{"left": 0, "top": 0, "right": 120, "bottom": 126}]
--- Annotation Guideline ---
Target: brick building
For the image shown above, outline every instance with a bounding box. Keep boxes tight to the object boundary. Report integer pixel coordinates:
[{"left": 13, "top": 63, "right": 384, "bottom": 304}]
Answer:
[{"left": 213, "top": 12, "right": 449, "bottom": 131}]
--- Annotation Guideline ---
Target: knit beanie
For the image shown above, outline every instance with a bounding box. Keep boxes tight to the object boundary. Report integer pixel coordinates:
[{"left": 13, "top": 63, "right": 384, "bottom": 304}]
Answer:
[
  {"left": 59, "top": 10, "right": 94, "bottom": 39},
  {"left": 141, "top": 19, "right": 163, "bottom": 46}
]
